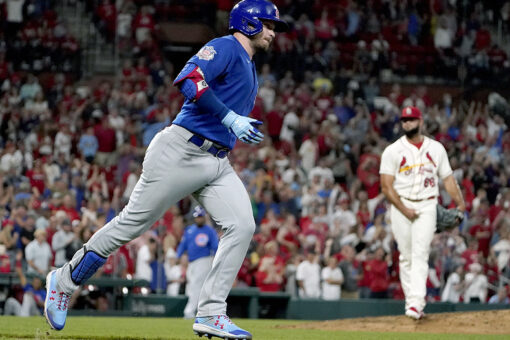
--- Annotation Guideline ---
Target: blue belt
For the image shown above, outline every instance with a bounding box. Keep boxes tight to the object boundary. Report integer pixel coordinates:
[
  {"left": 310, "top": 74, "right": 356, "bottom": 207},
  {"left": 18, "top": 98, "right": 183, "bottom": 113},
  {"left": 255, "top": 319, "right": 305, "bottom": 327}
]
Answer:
[{"left": 189, "top": 135, "right": 229, "bottom": 159}]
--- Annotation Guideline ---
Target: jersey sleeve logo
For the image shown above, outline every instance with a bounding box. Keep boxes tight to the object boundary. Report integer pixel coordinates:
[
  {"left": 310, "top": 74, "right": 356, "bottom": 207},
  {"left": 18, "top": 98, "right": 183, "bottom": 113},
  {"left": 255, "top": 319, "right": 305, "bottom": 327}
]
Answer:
[{"left": 196, "top": 45, "right": 217, "bottom": 61}]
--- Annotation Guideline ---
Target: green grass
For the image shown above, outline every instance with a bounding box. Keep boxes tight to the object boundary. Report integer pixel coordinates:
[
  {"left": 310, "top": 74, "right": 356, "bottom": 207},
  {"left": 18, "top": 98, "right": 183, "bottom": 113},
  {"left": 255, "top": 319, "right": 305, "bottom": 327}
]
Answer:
[{"left": 0, "top": 316, "right": 506, "bottom": 340}]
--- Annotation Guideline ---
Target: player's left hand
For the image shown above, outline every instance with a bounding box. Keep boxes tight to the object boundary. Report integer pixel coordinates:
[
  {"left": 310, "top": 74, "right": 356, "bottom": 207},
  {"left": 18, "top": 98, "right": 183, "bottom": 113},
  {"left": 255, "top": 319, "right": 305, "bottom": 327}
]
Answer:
[
  {"left": 222, "top": 110, "right": 264, "bottom": 144},
  {"left": 436, "top": 205, "right": 464, "bottom": 232}
]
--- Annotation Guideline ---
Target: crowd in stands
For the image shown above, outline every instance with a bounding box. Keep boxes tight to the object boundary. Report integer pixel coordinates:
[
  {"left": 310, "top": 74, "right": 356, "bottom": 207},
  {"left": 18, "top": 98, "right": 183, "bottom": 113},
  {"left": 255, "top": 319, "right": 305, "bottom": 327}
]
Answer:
[
  {"left": 87, "top": 0, "right": 510, "bottom": 84},
  {"left": 1, "top": 0, "right": 81, "bottom": 78},
  {"left": 2, "top": 0, "right": 510, "bottom": 314}
]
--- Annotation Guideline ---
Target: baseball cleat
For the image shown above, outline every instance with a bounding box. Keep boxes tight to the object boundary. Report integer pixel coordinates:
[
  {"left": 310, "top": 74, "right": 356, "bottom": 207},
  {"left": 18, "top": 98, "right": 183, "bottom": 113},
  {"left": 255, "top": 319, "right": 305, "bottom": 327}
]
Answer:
[
  {"left": 193, "top": 315, "right": 252, "bottom": 339},
  {"left": 405, "top": 307, "right": 424, "bottom": 320},
  {"left": 44, "top": 270, "right": 70, "bottom": 330}
]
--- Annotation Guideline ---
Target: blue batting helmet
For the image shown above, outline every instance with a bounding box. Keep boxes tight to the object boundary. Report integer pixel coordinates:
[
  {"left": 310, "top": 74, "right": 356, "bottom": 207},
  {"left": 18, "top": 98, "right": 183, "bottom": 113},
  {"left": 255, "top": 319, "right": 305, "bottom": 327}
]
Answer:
[
  {"left": 229, "top": 0, "right": 288, "bottom": 36},
  {"left": 193, "top": 206, "right": 206, "bottom": 218}
]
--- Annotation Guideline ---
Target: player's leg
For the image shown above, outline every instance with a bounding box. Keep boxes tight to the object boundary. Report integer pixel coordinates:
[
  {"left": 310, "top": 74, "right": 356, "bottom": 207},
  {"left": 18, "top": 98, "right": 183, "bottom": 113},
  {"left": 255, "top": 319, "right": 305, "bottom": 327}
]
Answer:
[
  {"left": 193, "top": 163, "right": 255, "bottom": 339},
  {"left": 390, "top": 204, "right": 413, "bottom": 311},
  {"left": 407, "top": 201, "right": 437, "bottom": 316},
  {"left": 3, "top": 297, "right": 22, "bottom": 316},
  {"left": 183, "top": 260, "right": 196, "bottom": 318},
  {"left": 45, "top": 126, "right": 218, "bottom": 330},
  {"left": 20, "top": 293, "right": 39, "bottom": 316},
  {"left": 183, "top": 256, "right": 213, "bottom": 319}
]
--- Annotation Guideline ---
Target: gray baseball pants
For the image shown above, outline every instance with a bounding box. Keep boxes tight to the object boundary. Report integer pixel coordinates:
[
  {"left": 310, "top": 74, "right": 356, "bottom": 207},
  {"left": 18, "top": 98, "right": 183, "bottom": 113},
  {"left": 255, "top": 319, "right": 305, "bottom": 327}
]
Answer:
[
  {"left": 56, "top": 125, "right": 256, "bottom": 316},
  {"left": 184, "top": 256, "right": 214, "bottom": 318}
]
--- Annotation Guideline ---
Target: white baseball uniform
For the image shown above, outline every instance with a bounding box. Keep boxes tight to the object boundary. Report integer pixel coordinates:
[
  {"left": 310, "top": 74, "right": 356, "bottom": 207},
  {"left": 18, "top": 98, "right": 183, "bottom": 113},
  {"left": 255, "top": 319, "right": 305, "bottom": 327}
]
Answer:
[{"left": 380, "top": 135, "right": 452, "bottom": 311}]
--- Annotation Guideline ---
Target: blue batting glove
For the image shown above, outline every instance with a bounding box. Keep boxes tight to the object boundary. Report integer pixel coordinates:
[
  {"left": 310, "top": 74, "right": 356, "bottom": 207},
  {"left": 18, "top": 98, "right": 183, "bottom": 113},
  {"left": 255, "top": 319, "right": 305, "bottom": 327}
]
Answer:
[{"left": 221, "top": 110, "right": 264, "bottom": 144}]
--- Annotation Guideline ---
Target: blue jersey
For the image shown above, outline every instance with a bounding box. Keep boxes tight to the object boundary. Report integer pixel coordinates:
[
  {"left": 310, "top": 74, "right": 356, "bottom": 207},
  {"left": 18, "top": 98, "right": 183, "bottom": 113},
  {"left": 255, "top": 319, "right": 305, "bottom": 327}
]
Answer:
[
  {"left": 177, "top": 224, "right": 219, "bottom": 262},
  {"left": 172, "top": 35, "right": 258, "bottom": 149}
]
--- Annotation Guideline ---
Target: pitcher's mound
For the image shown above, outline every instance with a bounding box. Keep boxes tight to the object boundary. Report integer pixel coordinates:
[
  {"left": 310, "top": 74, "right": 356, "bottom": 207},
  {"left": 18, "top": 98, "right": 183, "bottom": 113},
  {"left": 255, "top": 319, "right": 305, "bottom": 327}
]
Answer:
[{"left": 281, "top": 310, "right": 510, "bottom": 334}]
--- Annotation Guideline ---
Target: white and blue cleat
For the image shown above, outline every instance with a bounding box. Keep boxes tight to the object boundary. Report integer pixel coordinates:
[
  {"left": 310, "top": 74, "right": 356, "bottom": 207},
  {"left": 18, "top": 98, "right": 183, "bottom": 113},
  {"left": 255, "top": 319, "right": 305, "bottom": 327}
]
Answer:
[
  {"left": 44, "top": 270, "right": 70, "bottom": 331},
  {"left": 193, "top": 315, "right": 252, "bottom": 339}
]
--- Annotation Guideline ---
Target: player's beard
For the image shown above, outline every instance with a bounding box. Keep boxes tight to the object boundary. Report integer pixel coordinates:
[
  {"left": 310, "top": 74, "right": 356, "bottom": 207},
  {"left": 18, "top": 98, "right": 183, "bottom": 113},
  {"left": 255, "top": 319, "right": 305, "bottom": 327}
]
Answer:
[
  {"left": 404, "top": 126, "right": 420, "bottom": 138},
  {"left": 252, "top": 36, "right": 272, "bottom": 52}
]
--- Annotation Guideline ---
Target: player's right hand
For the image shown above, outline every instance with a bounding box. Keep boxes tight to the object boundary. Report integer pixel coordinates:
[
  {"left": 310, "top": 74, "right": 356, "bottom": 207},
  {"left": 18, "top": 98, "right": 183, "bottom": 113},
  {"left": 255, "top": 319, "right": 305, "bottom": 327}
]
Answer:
[
  {"left": 222, "top": 110, "right": 264, "bottom": 144},
  {"left": 403, "top": 207, "right": 419, "bottom": 220}
]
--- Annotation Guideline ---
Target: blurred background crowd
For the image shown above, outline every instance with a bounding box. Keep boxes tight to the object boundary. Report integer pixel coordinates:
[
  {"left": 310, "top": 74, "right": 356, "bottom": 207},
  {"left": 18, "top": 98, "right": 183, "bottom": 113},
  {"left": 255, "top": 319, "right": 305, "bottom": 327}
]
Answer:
[{"left": 1, "top": 0, "right": 510, "bottom": 315}]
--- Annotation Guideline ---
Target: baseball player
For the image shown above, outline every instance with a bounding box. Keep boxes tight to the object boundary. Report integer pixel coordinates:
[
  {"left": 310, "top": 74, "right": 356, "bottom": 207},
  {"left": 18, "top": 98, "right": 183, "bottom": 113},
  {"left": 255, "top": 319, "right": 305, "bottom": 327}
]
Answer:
[
  {"left": 178, "top": 206, "right": 219, "bottom": 319},
  {"left": 44, "top": 1, "right": 287, "bottom": 338},
  {"left": 379, "top": 106, "right": 465, "bottom": 320}
]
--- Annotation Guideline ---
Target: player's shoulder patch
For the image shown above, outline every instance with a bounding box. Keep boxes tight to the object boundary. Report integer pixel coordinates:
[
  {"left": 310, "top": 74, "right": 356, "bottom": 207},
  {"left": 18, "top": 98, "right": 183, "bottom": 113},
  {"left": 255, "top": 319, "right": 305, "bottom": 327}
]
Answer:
[{"left": 196, "top": 45, "right": 217, "bottom": 61}]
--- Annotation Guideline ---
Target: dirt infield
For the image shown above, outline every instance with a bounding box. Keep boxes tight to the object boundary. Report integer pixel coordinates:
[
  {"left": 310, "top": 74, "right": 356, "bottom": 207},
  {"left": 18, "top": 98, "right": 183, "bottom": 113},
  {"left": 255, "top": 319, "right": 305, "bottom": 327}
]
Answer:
[{"left": 281, "top": 310, "right": 510, "bottom": 334}]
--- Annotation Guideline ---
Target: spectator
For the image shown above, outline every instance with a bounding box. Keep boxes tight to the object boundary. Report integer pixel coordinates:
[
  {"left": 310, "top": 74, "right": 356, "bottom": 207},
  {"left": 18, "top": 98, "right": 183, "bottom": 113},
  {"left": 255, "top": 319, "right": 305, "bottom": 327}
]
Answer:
[
  {"left": 94, "top": 118, "right": 117, "bottom": 167},
  {"left": 463, "top": 262, "right": 488, "bottom": 303},
  {"left": 95, "top": 0, "right": 116, "bottom": 41},
  {"left": 284, "top": 254, "right": 301, "bottom": 297},
  {"left": 51, "top": 219, "right": 76, "bottom": 268},
  {"left": 492, "top": 228, "right": 510, "bottom": 272},
  {"left": 276, "top": 214, "right": 300, "bottom": 259},
  {"left": 17, "top": 209, "right": 35, "bottom": 256},
  {"left": 0, "top": 141, "right": 17, "bottom": 173},
  {"left": 133, "top": 5, "right": 156, "bottom": 45},
  {"left": 4, "top": 253, "right": 45, "bottom": 316},
  {"left": 0, "top": 244, "right": 10, "bottom": 273},
  {"left": 258, "top": 63, "right": 277, "bottom": 88},
  {"left": 441, "top": 265, "right": 465, "bottom": 303},
  {"left": 296, "top": 249, "right": 321, "bottom": 298},
  {"left": 24, "top": 228, "right": 52, "bottom": 276},
  {"left": 0, "top": 219, "right": 19, "bottom": 255},
  {"left": 165, "top": 252, "right": 186, "bottom": 297},
  {"left": 366, "top": 247, "right": 390, "bottom": 299},
  {"left": 321, "top": 257, "right": 343, "bottom": 300},
  {"left": 255, "top": 241, "right": 285, "bottom": 292},
  {"left": 427, "top": 257, "right": 442, "bottom": 301},
  {"left": 298, "top": 132, "right": 318, "bottom": 174},
  {"left": 122, "top": 161, "right": 142, "bottom": 202},
  {"left": 24, "top": 91, "right": 49, "bottom": 116},
  {"left": 488, "top": 286, "right": 510, "bottom": 304},
  {"left": 135, "top": 236, "right": 157, "bottom": 283},
  {"left": 434, "top": 16, "right": 454, "bottom": 50},
  {"left": 19, "top": 74, "right": 42, "bottom": 102},
  {"left": 116, "top": 3, "right": 133, "bottom": 50},
  {"left": 337, "top": 244, "right": 360, "bottom": 299},
  {"left": 280, "top": 109, "right": 299, "bottom": 144},
  {"left": 332, "top": 197, "right": 357, "bottom": 236},
  {"left": 78, "top": 126, "right": 98, "bottom": 164},
  {"left": 149, "top": 250, "right": 166, "bottom": 294}
]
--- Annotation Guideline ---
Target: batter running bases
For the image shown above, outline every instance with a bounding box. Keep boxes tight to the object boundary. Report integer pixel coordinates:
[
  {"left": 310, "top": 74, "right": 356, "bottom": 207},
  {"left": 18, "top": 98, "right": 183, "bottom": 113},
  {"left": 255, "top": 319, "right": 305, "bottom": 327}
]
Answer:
[
  {"left": 380, "top": 106, "right": 465, "bottom": 320},
  {"left": 43, "top": 1, "right": 288, "bottom": 339}
]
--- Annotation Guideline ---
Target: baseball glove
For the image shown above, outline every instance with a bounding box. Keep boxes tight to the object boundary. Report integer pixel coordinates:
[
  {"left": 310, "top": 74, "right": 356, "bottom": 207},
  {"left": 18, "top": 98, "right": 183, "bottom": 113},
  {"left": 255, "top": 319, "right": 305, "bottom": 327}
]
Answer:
[{"left": 436, "top": 205, "right": 464, "bottom": 232}]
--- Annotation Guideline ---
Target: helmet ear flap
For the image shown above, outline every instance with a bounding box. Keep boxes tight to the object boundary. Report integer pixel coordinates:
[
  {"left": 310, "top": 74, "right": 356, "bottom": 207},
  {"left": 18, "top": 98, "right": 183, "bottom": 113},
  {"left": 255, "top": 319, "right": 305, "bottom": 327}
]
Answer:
[{"left": 239, "top": 16, "right": 263, "bottom": 36}]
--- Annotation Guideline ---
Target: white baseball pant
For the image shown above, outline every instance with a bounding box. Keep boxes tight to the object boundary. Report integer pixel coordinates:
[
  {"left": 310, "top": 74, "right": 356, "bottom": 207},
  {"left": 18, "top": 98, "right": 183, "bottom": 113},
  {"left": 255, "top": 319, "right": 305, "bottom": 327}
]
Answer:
[
  {"left": 56, "top": 125, "right": 256, "bottom": 316},
  {"left": 390, "top": 197, "right": 437, "bottom": 311}
]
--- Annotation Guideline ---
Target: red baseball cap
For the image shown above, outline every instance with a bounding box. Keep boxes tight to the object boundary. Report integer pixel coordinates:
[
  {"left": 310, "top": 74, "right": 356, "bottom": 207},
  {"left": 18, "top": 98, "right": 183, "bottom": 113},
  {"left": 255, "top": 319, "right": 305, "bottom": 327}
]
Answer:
[{"left": 401, "top": 106, "right": 422, "bottom": 120}]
